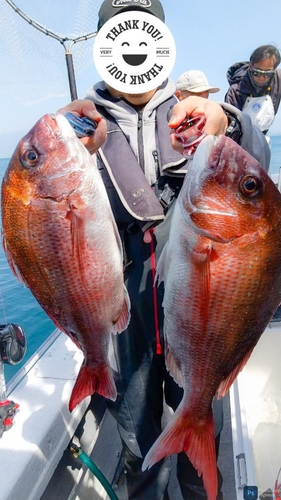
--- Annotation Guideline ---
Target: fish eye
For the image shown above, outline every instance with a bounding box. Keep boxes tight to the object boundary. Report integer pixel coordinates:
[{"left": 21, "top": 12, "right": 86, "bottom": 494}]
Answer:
[
  {"left": 121, "top": 42, "right": 130, "bottom": 46},
  {"left": 21, "top": 148, "right": 39, "bottom": 168},
  {"left": 139, "top": 42, "right": 147, "bottom": 46},
  {"left": 240, "top": 175, "right": 261, "bottom": 197}
]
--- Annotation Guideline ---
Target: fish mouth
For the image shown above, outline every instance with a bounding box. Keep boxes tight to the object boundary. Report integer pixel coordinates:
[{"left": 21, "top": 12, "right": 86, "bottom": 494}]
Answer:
[
  {"left": 34, "top": 113, "right": 58, "bottom": 138},
  {"left": 37, "top": 113, "right": 71, "bottom": 143},
  {"left": 182, "top": 135, "right": 238, "bottom": 243},
  {"left": 184, "top": 136, "right": 235, "bottom": 215},
  {"left": 45, "top": 113, "right": 59, "bottom": 131}
]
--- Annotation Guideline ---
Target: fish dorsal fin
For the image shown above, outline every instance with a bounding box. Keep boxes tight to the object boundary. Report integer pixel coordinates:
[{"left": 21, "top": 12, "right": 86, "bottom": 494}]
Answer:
[
  {"left": 165, "top": 338, "right": 184, "bottom": 388},
  {"left": 112, "top": 285, "right": 131, "bottom": 334},
  {"left": 217, "top": 347, "right": 254, "bottom": 399}
]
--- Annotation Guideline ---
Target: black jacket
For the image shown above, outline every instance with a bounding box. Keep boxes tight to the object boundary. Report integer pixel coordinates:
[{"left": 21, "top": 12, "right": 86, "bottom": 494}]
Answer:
[
  {"left": 85, "top": 79, "right": 270, "bottom": 456},
  {"left": 225, "top": 61, "right": 281, "bottom": 114}
]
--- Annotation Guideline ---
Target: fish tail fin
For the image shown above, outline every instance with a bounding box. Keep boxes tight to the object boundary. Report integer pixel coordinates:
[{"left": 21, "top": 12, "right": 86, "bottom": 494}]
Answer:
[
  {"left": 142, "top": 407, "right": 217, "bottom": 500},
  {"left": 69, "top": 363, "right": 117, "bottom": 412},
  {"left": 112, "top": 285, "right": 131, "bottom": 334}
]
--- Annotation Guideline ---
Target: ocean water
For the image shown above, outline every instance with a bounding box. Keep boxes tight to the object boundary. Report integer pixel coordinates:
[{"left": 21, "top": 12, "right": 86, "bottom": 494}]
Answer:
[{"left": 0, "top": 136, "right": 281, "bottom": 382}]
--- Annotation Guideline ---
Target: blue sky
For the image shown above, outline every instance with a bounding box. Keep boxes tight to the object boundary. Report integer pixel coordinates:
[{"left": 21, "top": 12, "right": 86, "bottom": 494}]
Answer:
[{"left": 1, "top": 0, "right": 281, "bottom": 158}]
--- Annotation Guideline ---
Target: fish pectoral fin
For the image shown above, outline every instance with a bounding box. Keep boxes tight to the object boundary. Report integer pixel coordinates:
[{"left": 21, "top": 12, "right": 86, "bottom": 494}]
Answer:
[
  {"left": 112, "top": 285, "right": 131, "bottom": 334},
  {"left": 191, "top": 243, "right": 215, "bottom": 316},
  {"left": 142, "top": 407, "right": 217, "bottom": 500},
  {"left": 69, "top": 362, "right": 117, "bottom": 412},
  {"left": 165, "top": 341, "right": 183, "bottom": 387},
  {"left": 155, "top": 242, "right": 170, "bottom": 285},
  {"left": 67, "top": 200, "right": 88, "bottom": 267},
  {"left": 217, "top": 347, "right": 254, "bottom": 399}
]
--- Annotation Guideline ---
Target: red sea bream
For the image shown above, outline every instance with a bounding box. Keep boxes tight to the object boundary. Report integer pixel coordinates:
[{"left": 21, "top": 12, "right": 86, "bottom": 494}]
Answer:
[
  {"left": 142, "top": 135, "right": 281, "bottom": 500},
  {"left": 1, "top": 113, "right": 130, "bottom": 411}
]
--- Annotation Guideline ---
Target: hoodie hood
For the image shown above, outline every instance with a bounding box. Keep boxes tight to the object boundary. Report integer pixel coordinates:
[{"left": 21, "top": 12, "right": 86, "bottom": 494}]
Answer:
[
  {"left": 85, "top": 78, "right": 177, "bottom": 185},
  {"left": 86, "top": 78, "right": 176, "bottom": 120},
  {"left": 226, "top": 61, "right": 249, "bottom": 85}
]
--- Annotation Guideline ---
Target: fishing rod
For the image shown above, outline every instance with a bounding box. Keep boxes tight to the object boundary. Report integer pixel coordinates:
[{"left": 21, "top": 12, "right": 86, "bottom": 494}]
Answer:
[{"left": 4, "top": 0, "right": 97, "bottom": 101}]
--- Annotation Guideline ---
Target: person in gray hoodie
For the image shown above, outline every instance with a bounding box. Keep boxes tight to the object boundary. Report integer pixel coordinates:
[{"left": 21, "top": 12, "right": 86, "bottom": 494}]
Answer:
[
  {"left": 225, "top": 44, "right": 281, "bottom": 133},
  {"left": 58, "top": 2, "right": 270, "bottom": 499}
]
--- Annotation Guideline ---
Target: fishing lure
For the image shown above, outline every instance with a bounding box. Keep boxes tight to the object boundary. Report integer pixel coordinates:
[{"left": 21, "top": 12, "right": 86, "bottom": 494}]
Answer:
[{"left": 65, "top": 112, "right": 97, "bottom": 138}]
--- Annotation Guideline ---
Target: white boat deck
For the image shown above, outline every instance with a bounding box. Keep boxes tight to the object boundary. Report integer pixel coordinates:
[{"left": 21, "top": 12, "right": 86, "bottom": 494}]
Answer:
[
  {"left": 1, "top": 327, "right": 237, "bottom": 500},
  {"left": 2, "top": 295, "right": 281, "bottom": 499},
  {"left": 40, "top": 391, "right": 237, "bottom": 500},
  {"left": 0, "top": 330, "right": 89, "bottom": 500}
]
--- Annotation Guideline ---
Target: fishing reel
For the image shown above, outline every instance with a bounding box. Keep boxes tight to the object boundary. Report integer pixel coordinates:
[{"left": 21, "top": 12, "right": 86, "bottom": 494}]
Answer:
[
  {"left": 173, "top": 115, "right": 207, "bottom": 157},
  {"left": 167, "top": 107, "right": 207, "bottom": 157},
  {"left": 0, "top": 324, "right": 26, "bottom": 438},
  {"left": 0, "top": 323, "right": 26, "bottom": 365}
]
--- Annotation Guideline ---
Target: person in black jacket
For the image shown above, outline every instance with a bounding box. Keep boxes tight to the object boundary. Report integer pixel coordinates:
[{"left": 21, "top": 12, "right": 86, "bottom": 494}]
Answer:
[
  {"left": 225, "top": 44, "right": 281, "bottom": 133},
  {"left": 58, "top": 2, "right": 270, "bottom": 499}
]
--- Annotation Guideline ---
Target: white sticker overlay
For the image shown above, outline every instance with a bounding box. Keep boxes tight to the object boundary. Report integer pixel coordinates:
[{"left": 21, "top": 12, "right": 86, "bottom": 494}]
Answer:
[{"left": 93, "top": 11, "right": 176, "bottom": 93}]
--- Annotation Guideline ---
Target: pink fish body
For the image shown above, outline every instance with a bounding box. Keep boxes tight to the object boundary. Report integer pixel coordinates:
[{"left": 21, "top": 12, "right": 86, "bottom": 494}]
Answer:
[
  {"left": 143, "top": 135, "right": 281, "bottom": 499},
  {"left": 1, "top": 113, "right": 130, "bottom": 411}
]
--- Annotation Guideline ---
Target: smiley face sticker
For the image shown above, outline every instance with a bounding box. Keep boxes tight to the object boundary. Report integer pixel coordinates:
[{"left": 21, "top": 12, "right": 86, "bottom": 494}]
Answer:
[{"left": 93, "top": 11, "right": 176, "bottom": 93}]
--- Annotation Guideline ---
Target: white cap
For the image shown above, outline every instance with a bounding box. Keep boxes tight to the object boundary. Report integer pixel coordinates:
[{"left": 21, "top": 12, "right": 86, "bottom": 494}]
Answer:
[{"left": 175, "top": 70, "right": 220, "bottom": 93}]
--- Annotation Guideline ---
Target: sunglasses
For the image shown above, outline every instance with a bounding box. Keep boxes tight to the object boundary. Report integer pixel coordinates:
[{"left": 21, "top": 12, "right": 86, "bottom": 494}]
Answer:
[{"left": 251, "top": 67, "right": 275, "bottom": 78}]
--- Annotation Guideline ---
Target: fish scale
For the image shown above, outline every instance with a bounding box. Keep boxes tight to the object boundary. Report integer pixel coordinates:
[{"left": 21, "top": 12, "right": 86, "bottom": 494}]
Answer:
[
  {"left": 1, "top": 113, "right": 130, "bottom": 412},
  {"left": 143, "top": 135, "right": 281, "bottom": 500}
]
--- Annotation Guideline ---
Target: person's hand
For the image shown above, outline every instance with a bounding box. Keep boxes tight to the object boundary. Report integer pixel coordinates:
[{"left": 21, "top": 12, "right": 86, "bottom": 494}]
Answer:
[
  {"left": 57, "top": 99, "right": 107, "bottom": 154},
  {"left": 168, "top": 97, "right": 228, "bottom": 155}
]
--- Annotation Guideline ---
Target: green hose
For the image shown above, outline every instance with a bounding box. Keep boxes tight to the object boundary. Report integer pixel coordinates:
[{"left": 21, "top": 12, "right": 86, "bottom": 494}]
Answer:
[{"left": 70, "top": 443, "right": 119, "bottom": 500}]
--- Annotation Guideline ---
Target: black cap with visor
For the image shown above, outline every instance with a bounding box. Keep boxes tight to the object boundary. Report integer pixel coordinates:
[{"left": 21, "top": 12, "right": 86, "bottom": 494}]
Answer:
[{"left": 97, "top": 0, "right": 165, "bottom": 30}]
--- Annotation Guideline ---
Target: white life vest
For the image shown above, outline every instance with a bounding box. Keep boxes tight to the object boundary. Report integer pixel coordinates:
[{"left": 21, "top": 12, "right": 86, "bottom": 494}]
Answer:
[{"left": 242, "top": 94, "right": 275, "bottom": 131}]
